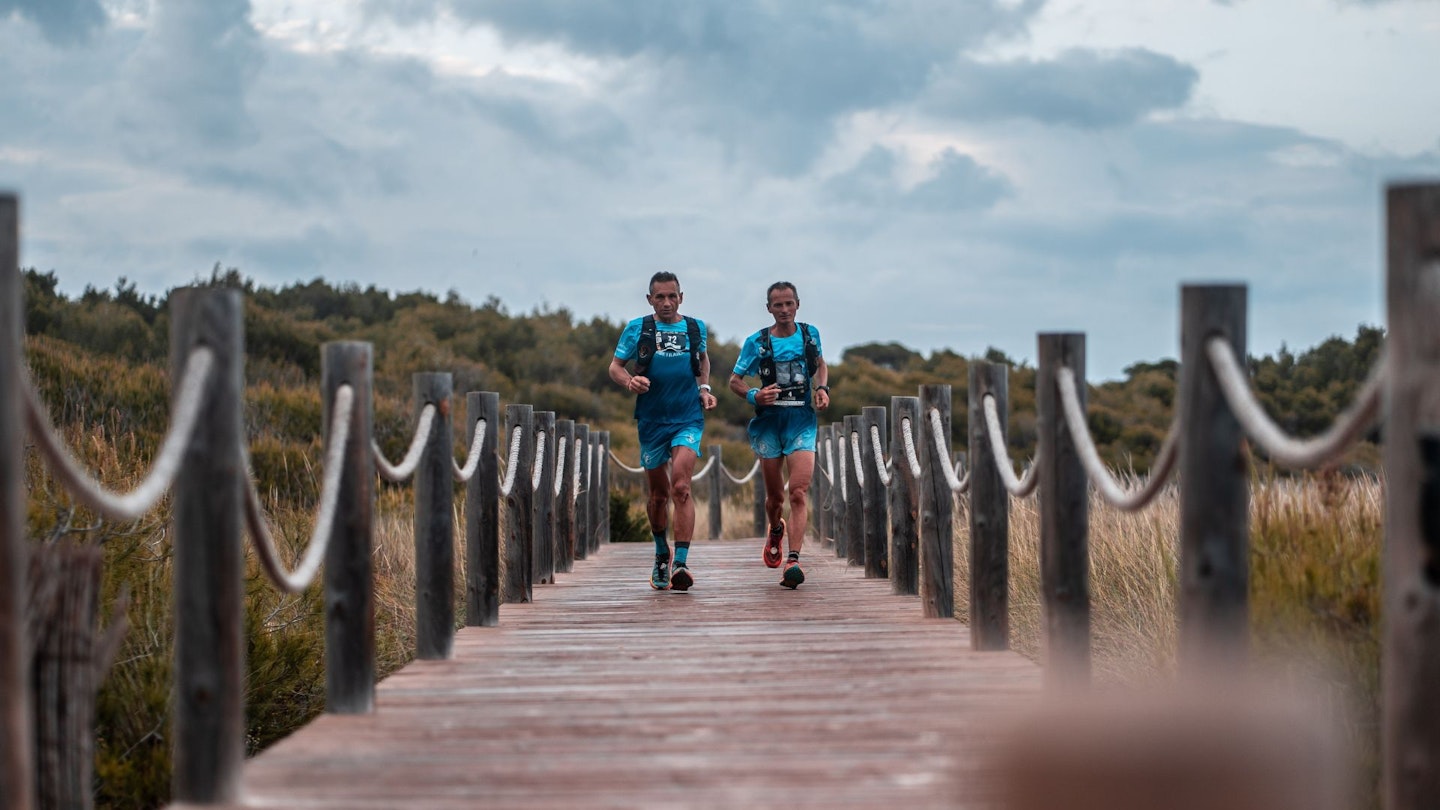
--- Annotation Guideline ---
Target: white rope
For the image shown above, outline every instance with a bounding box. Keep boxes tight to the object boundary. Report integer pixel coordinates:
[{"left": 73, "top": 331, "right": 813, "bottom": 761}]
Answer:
[
  {"left": 722, "top": 459, "right": 762, "bottom": 485},
  {"left": 817, "top": 441, "right": 834, "bottom": 485},
  {"left": 245, "top": 385, "right": 353, "bottom": 593},
  {"left": 452, "top": 418, "right": 488, "bottom": 482},
  {"left": 979, "top": 397, "right": 1038, "bottom": 497},
  {"left": 691, "top": 454, "right": 717, "bottom": 482},
  {"left": 925, "top": 409, "right": 972, "bottom": 494},
  {"left": 571, "top": 438, "right": 583, "bottom": 503},
  {"left": 608, "top": 449, "right": 645, "bottom": 474},
  {"left": 553, "top": 436, "right": 568, "bottom": 497},
  {"left": 498, "top": 426, "right": 525, "bottom": 498},
  {"left": 900, "top": 416, "right": 923, "bottom": 478},
  {"left": 849, "top": 430, "right": 867, "bottom": 488},
  {"left": 24, "top": 347, "right": 214, "bottom": 520},
  {"left": 836, "top": 433, "right": 848, "bottom": 500},
  {"left": 1057, "top": 368, "right": 1179, "bottom": 511},
  {"left": 373, "top": 404, "right": 437, "bottom": 482},
  {"left": 1207, "top": 337, "right": 1384, "bottom": 469},
  {"left": 868, "top": 424, "right": 893, "bottom": 488},
  {"left": 531, "top": 430, "right": 547, "bottom": 492}
]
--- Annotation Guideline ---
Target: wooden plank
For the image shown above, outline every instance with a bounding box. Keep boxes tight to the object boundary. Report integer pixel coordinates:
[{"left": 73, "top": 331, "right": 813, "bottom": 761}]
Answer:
[{"left": 195, "top": 540, "right": 1041, "bottom": 809}]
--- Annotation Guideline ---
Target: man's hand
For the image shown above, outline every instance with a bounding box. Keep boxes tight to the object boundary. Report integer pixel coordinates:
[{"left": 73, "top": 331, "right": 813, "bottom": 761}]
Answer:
[
  {"left": 626, "top": 375, "right": 651, "bottom": 394},
  {"left": 700, "top": 390, "right": 717, "bottom": 410},
  {"left": 814, "top": 388, "right": 830, "bottom": 410},
  {"left": 754, "top": 384, "right": 782, "bottom": 406}
]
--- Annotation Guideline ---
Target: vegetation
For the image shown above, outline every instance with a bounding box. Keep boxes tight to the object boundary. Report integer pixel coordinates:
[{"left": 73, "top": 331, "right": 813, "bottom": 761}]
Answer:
[{"left": 17, "top": 268, "right": 1387, "bottom": 806}]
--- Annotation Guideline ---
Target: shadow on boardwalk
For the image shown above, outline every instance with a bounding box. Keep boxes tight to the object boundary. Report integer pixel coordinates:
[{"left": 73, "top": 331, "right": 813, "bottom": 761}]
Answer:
[{"left": 192, "top": 540, "right": 1042, "bottom": 809}]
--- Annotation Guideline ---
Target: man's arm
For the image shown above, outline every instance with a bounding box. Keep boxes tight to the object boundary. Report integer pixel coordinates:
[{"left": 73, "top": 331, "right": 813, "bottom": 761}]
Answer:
[
  {"left": 696, "top": 353, "right": 716, "bottom": 410},
  {"left": 813, "top": 356, "right": 830, "bottom": 410},
  {"left": 609, "top": 356, "right": 649, "bottom": 394}
]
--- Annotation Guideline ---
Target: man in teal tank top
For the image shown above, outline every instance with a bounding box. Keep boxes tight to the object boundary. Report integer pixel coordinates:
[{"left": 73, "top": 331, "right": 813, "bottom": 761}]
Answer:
[
  {"left": 608, "top": 272, "right": 718, "bottom": 592},
  {"left": 727, "top": 281, "right": 830, "bottom": 589}
]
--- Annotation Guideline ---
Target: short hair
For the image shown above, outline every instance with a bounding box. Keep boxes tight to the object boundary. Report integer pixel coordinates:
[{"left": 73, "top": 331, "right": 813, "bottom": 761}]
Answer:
[
  {"left": 766, "top": 281, "right": 798, "bottom": 303},
  {"left": 649, "top": 271, "right": 680, "bottom": 293}
]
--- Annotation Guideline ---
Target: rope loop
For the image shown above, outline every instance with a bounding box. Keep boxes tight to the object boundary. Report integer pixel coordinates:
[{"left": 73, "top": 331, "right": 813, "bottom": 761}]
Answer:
[
  {"left": 691, "top": 454, "right": 717, "bottom": 482},
  {"left": 531, "top": 430, "right": 547, "bottom": 492},
  {"left": 24, "top": 346, "right": 215, "bottom": 520},
  {"left": 1206, "top": 336, "right": 1384, "bottom": 469},
  {"left": 924, "top": 409, "right": 972, "bottom": 494},
  {"left": 498, "top": 426, "right": 525, "bottom": 497},
  {"left": 452, "top": 418, "right": 488, "bottom": 482},
  {"left": 899, "top": 416, "right": 923, "bottom": 478},
  {"left": 979, "top": 397, "right": 1037, "bottom": 497},
  {"left": 722, "top": 459, "right": 762, "bottom": 486},
  {"left": 868, "top": 424, "right": 893, "bottom": 488},
  {"left": 1056, "top": 368, "right": 1179, "bottom": 511},
  {"left": 608, "top": 449, "right": 646, "bottom": 475},
  {"left": 373, "top": 404, "right": 437, "bottom": 482},
  {"left": 553, "top": 436, "right": 568, "bottom": 497},
  {"left": 245, "top": 384, "right": 354, "bottom": 592}
]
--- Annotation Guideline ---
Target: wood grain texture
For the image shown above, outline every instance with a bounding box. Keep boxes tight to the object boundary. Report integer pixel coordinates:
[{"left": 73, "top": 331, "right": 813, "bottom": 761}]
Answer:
[{"left": 189, "top": 540, "right": 1041, "bottom": 809}]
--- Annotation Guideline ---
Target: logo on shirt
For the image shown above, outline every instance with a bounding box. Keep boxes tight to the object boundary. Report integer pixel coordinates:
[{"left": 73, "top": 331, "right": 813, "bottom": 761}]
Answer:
[{"left": 656, "top": 331, "right": 686, "bottom": 355}]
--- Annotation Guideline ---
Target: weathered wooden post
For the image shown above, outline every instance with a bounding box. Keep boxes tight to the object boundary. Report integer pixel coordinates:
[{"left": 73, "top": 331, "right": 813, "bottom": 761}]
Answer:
[
  {"left": 1382, "top": 182, "right": 1440, "bottom": 810},
  {"left": 503, "top": 404, "right": 534, "bottom": 603},
  {"left": 465, "top": 392, "right": 500, "bottom": 626},
  {"left": 814, "top": 425, "right": 832, "bottom": 546},
  {"left": 556, "top": 418, "right": 576, "bottom": 574},
  {"left": 1038, "top": 334, "right": 1091, "bottom": 686},
  {"left": 968, "top": 363, "right": 1009, "bottom": 650},
  {"left": 861, "top": 406, "right": 889, "bottom": 578},
  {"left": 533, "top": 410, "right": 556, "bottom": 586},
  {"left": 831, "top": 420, "right": 848, "bottom": 558},
  {"left": 323, "top": 342, "right": 376, "bottom": 711},
  {"left": 843, "top": 415, "right": 865, "bottom": 568},
  {"left": 919, "top": 385, "right": 955, "bottom": 618},
  {"left": 574, "top": 424, "right": 590, "bottom": 562},
  {"left": 753, "top": 470, "right": 766, "bottom": 537},
  {"left": 597, "top": 431, "right": 612, "bottom": 547},
  {"left": 171, "top": 287, "right": 245, "bottom": 803},
  {"left": 1178, "top": 284, "right": 1249, "bottom": 669},
  {"left": 890, "top": 396, "right": 921, "bottom": 596},
  {"left": 0, "top": 195, "right": 34, "bottom": 810},
  {"left": 414, "top": 372, "right": 454, "bottom": 660},
  {"left": 708, "top": 444, "right": 723, "bottom": 540}
]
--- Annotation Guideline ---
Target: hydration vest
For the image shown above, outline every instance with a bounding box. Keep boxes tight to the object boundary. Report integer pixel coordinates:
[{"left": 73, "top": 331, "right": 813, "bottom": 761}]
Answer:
[
  {"left": 757, "top": 322, "right": 820, "bottom": 387},
  {"left": 633, "top": 315, "right": 702, "bottom": 378}
]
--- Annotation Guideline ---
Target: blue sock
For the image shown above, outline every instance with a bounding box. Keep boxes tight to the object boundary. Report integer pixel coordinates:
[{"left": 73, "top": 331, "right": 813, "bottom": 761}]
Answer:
[
  {"left": 653, "top": 531, "right": 669, "bottom": 559},
  {"left": 673, "top": 543, "right": 689, "bottom": 567}
]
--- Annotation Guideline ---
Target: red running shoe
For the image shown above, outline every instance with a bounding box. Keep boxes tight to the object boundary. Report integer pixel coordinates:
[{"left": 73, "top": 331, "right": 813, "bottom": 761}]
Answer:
[{"left": 763, "top": 520, "right": 785, "bottom": 568}]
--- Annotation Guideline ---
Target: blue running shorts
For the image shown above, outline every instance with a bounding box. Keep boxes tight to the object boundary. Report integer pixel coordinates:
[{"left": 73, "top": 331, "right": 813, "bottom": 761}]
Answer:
[
  {"left": 747, "top": 407, "right": 817, "bottom": 459},
  {"left": 637, "top": 420, "right": 705, "bottom": 470}
]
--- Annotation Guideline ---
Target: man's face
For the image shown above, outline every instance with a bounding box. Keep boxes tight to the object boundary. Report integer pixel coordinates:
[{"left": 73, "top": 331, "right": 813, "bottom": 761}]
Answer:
[
  {"left": 647, "top": 280, "right": 682, "bottom": 322},
  {"left": 767, "top": 287, "right": 799, "bottom": 327}
]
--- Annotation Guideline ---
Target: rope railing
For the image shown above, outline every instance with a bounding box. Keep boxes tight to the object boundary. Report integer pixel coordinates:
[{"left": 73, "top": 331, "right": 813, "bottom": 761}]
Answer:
[
  {"left": 22, "top": 346, "right": 215, "bottom": 521},
  {"left": 1056, "top": 368, "right": 1179, "bottom": 512},
  {"left": 244, "top": 385, "right": 353, "bottom": 593},
  {"left": 899, "top": 416, "right": 922, "bottom": 478},
  {"left": 836, "top": 431, "right": 849, "bottom": 501},
  {"left": 498, "top": 426, "right": 526, "bottom": 498},
  {"left": 721, "top": 459, "right": 761, "bottom": 486},
  {"left": 868, "top": 424, "right": 893, "bottom": 488},
  {"left": 608, "top": 448, "right": 645, "bottom": 475},
  {"left": 925, "top": 408, "right": 973, "bottom": 495},
  {"left": 849, "top": 430, "right": 867, "bottom": 489},
  {"left": 452, "top": 418, "right": 488, "bottom": 482},
  {"left": 1206, "top": 336, "right": 1385, "bottom": 469},
  {"left": 553, "top": 436, "right": 568, "bottom": 498},
  {"left": 980, "top": 396, "right": 1037, "bottom": 497},
  {"left": 690, "top": 454, "right": 717, "bottom": 482},
  {"left": 531, "top": 430, "right": 547, "bottom": 492},
  {"left": 373, "top": 403, "right": 437, "bottom": 482}
]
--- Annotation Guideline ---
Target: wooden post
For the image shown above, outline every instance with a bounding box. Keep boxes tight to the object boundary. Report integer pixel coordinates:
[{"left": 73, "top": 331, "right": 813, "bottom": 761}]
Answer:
[
  {"left": 532, "top": 411, "right": 557, "bottom": 586},
  {"left": 170, "top": 288, "right": 245, "bottom": 803},
  {"left": 414, "top": 373, "right": 454, "bottom": 660},
  {"left": 465, "top": 392, "right": 500, "bottom": 626},
  {"left": 968, "top": 363, "right": 1009, "bottom": 650},
  {"left": 1382, "top": 182, "right": 1440, "bottom": 810},
  {"left": 708, "top": 444, "right": 723, "bottom": 540},
  {"left": 322, "top": 342, "right": 376, "bottom": 711},
  {"left": 1038, "top": 334, "right": 1091, "bottom": 686},
  {"left": 0, "top": 195, "right": 34, "bottom": 810},
  {"left": 889, "top": 396, "right": 921, "bottom": 596},
  {"left": 597, "top": 431, "right": 612, "bottom": 547},
  {"left": 1178, "top": 284, "right": 1249, "bottom": 669},
  {"left": 861, "top": 406, "right": 889, "bottom": 578},
  {"left": 843, "top": 415, "right": 866, "bottom": 568},
  {"left": 814, "top": 425, "right": 832, "bottom": 547},
  {"left": 832, "top": 420, "right": 848, "bottom": 558},
  {"left": 573, "top": 425, "right": 590, "bottom": 562},
  {"left": 919, "top": 385, "right": 955, "bottom": 618},
  {"left": 556, "top": 418, "right": 576, "bottom": 574},
  {"left": 503, "top": 404, "right": 534, "bottom": 603},
  {"left": 753, "top": 471, "right": 766, "bottom": 537}
]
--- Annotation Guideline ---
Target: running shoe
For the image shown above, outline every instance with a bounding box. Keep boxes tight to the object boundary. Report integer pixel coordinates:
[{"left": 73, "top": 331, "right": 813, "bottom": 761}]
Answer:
[
  {"left": 650, "top": 556, "right": 671, "bottom": 590},
  {"left": 763, "top": 520, "right": 786, "bottom": 568},
  {"left": 670, "top": 564, "right": 694, "bottom": 592},
  {"left": 781, "top": 562, "right": 805, "bottom": 590}
]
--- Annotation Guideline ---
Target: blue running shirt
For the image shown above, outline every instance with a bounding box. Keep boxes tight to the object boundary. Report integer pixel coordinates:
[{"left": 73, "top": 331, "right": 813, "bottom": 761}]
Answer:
[{"left": 614, "top": 316, "right": 708, "bottom": 425}]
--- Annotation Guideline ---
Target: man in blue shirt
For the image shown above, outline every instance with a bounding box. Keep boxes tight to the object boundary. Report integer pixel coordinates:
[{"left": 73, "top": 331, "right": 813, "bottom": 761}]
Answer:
[
  {"left": 608, "top": 272, "right": 718, "bottom": 592},
  {"left": 727, "top": 281, "right": 830, "bottom": 589}
]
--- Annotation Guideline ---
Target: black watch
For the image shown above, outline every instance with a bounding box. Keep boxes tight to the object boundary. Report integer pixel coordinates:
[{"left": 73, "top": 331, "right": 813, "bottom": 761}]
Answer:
[{"left": 816, "top": 385, "right": 830, "bottom": 393}]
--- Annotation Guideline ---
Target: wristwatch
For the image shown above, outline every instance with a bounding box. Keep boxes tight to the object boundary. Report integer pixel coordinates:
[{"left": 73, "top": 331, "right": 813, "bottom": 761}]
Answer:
[
  {"left": 699, "top": 384, "right": 712, "bottom": 393},
  {"left": 816, "top": 385, "right": 830, "bottom": 393}
]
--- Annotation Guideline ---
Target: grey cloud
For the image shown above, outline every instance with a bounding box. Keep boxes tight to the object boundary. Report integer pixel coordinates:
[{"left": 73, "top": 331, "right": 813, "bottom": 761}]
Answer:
[
  {"left": 0, "top": 0, "right": 106, "bottom": 45},
  {"left": 461, "top": 72, "right": 631, "bottom": 170},
  {"left": 927, "top": 48, "right": 1198, "bottom": 127},
  {"left": 823, "top": 145, "right": 1010, "bottom": 212}
]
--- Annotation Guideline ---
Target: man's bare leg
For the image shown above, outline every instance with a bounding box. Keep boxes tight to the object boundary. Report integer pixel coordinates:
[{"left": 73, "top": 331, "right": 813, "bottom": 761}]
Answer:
[{"left": 783, "top": 451, "right": 816, "bottom": 555}]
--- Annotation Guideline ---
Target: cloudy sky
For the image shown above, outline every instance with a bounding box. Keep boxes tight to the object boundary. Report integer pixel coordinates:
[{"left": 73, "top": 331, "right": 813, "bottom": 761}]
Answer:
[{"left": 3, "top": 0, "right": 1437, "bottom": 380}]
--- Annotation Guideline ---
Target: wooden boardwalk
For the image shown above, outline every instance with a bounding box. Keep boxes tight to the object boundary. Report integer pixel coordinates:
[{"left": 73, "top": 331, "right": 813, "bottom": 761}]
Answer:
[{"left": 196, "top": 539, "right": 1043, "bottom": 809}]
